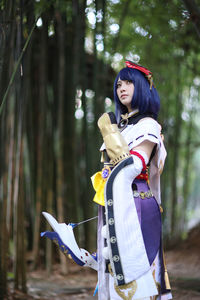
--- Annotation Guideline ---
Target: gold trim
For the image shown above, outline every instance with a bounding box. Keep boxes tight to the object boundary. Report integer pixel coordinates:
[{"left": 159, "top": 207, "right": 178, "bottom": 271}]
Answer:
[
  {"left": 61, "top": 245, "right": 68, "bottom": 255},
  {"left": 114, "top": 281, "right": 137, "bottom": 300},
  {"left": 108, "top": 263, "right": 114, "bottom": 277},
  {"left": 150, "top": 269, "right": 161, "bottom": 300},
  {"left": 121, "top": 109, "right": 139, "bottom": 121},
  {"left": 119, "top": 109, "right": 139, "bottom": 130},
  {"left": 133, "top": 190, "right": 153, "bottom": 199},
  {"left": 152, "top": 269, "right": 161, "bottom": 300}
]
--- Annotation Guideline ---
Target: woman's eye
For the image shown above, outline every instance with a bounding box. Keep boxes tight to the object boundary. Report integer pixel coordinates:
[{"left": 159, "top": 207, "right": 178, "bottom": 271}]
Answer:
[{"left": 127, "top": 80, "right": 132, "bottom": 84}]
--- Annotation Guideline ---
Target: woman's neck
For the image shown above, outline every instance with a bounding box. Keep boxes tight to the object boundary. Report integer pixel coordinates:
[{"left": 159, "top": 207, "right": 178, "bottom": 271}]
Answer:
[{"left": 128, "top": 108, "right": 139, "bottom": 116}]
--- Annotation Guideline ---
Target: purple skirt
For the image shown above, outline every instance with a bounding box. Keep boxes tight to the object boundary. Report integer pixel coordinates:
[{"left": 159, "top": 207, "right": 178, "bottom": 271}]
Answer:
[{"left": 133, "top": 178, "right": 161, "bottom": 266}]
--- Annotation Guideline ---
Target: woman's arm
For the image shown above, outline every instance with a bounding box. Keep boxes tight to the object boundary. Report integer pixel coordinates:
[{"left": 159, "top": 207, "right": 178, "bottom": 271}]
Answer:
[{"left": 132, "top": 140, "right": 155, "bottom": 162}]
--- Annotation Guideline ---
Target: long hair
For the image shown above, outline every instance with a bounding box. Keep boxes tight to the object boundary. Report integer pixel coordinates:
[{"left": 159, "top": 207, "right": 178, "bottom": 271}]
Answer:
[{"left": 113, "top": 67, "right": 160, "bottom": 121}]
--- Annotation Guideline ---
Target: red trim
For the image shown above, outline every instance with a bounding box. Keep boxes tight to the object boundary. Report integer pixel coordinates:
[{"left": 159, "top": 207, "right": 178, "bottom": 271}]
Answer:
[
  {"left": 136, "top": 172, "right": 148, "bottom": 181},
  {"left": 125, "top": 61, "right": 152, "bottom": 76},
  {"left": 130, "top": 150, "right": 146, "bottom": 171}
]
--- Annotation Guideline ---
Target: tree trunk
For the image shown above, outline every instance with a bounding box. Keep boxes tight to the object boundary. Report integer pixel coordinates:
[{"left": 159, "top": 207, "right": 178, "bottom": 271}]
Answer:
[
  {"left": 32, "top": 12, "right": 48, "bottom": 270},
  {"left": 0, "top": 1, "right": 16, "bottom": 295},
  {"left": 181, "top": 110, "right": 194, "bottom": 230},
  {"left": 13, "top": 2, "right": 27, "bottom": 291},
  {"left": 54, "top": 9, "right": 69, "bottom": 274},
  {"left": 170, "top": 68, "right": 183, "bottom": 238}
]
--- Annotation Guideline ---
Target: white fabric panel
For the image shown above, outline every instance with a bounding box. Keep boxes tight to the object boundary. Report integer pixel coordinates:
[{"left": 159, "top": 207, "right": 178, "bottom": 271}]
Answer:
[
  {"left": 109, "top": 269, "right": 158, "bottom": 299},
  {"left": 109, "top": 252, "right": 173, "bottom": 300},
  {"left": 111, "top": 164, "right": 150, "bottom": 281},
  {"left": 148, "top": 136, "right": 166, "bottom": 204},
  {"left": 105, "top": 157, "right": 157, "bottom": 295},
  {"left": 97, "top": 207, "right": 110, "bottom": 300}
]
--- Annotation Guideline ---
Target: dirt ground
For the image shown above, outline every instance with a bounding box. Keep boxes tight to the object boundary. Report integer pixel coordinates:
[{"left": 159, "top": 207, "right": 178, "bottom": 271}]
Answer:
[
  {"left": 165, "top": 224, "right": 200, "bottom": 299},
  {"left": 166, "top": 250, "right": 200, "bottom": 300},
  {"left": 8, "top": 252, "right": 200, "bottom": 300},
  {"left": 8, "top": 264, "right": 98, "bottom": 300},
  {"left": 8, "top": 224, "right": 200, "bottom": 300}
]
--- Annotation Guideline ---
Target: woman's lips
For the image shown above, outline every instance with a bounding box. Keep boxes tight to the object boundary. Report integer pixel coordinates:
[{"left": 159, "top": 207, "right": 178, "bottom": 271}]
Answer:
[{"left": 121, "top": 94, "right": 128, "bottom": 99}]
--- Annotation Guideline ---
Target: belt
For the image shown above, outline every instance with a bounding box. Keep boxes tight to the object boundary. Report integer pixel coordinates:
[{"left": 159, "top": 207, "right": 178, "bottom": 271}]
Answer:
[{"left": 133, "top": 190, "right": 153, "bottom": 199}]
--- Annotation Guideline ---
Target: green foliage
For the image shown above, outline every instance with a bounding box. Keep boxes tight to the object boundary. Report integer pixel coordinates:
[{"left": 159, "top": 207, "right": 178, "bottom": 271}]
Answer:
[
  {"left": 0, "top": 0, "right": 4, "bottom": 10},
  {"left": 7, "top": 272, "right": 14, "bottom": 279}
]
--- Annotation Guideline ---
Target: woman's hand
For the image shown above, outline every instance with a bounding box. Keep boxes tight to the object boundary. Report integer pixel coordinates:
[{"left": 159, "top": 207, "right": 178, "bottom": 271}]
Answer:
[{"left": 98, "top": 112, "right": 130, "bottom": 166}]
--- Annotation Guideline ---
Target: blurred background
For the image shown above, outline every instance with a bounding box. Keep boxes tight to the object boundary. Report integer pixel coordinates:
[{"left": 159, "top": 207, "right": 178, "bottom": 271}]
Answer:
[{"left": 0, "top": 0, "right": 200, "bottom": 298}]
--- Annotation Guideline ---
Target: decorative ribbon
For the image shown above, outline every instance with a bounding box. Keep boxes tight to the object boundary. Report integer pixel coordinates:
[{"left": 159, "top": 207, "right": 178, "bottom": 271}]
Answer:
[
  {"left": 125, "top": 60, "right": 152, "bottom": 76},
  {"left": 91, "top": 166, "right": 111, "bottom": 206},
  {"left": 125, "top": 60, "right": 154, "bottom": 89}
]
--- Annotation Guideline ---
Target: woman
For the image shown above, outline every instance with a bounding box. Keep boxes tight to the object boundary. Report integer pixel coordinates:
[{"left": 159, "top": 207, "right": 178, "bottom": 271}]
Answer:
[{"left": 94, "top": 61, "right": 172, "bottom": 299}]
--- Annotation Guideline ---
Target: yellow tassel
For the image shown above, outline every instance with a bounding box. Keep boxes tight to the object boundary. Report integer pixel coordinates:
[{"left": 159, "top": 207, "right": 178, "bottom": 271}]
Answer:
[
  {"left": 164, "top": 270, "right": 171, "bottom": 290},
  {"left": 163, "top": 251, "right": 171, "bottom": 290}
]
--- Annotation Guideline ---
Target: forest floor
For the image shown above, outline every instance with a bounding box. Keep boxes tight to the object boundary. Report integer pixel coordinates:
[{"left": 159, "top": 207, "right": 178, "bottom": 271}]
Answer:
[{"left": 8, "top": 224, "right": 200, "bottom": 300}]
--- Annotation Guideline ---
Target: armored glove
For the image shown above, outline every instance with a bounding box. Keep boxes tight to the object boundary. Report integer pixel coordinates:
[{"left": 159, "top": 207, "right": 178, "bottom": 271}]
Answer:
[{"left": 97, "top": 112, "right": 130, "bottom": 166}]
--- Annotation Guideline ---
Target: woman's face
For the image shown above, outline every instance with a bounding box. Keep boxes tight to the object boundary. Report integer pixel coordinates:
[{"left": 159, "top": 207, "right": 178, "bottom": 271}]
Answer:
[{"left": 116, "top": 78, "right": 134, "bottom": 112}]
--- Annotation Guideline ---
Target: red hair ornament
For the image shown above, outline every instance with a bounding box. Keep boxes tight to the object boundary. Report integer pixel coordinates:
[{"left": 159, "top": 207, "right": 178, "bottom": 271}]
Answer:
[{"left": 125, "top": 60, "right": 154, "bottom": 90}]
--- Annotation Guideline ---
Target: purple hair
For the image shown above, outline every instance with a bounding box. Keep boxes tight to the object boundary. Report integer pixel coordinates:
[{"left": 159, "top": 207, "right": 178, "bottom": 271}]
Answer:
[{"left": 113, "top": 67, "right": 160, "bottom": 121}]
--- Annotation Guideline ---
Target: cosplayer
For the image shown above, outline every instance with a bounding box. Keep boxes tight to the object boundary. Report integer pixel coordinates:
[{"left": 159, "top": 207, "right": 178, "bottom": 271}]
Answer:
[
  {"left": 42, "top": 61, "right": 172, "bottom": 300},
  {"left": 92, "top": 61, "right": 172, "bottom": 300}
]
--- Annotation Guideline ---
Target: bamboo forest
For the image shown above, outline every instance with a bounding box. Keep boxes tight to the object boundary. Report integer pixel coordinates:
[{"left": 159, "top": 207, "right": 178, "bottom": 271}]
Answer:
[{"left": 0, "top": 0, "right": 200, "bottom": 299}]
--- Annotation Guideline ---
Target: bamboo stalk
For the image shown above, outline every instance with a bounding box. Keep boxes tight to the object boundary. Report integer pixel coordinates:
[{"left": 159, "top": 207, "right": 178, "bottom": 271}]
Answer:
[{"left": 0, "top": 16, "right": 39, "bottom": 116}]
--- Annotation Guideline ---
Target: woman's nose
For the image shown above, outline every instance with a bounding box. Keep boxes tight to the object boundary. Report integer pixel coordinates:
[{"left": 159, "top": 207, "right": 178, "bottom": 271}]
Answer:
[{"left": 120, "top": 83, "right": 126, "bottom": 92}]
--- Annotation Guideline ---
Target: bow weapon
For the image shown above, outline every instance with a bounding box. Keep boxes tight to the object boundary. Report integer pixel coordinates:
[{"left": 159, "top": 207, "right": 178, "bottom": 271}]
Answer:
[{"left": 41, "top": 212, "right": 98, "bottom": 271}]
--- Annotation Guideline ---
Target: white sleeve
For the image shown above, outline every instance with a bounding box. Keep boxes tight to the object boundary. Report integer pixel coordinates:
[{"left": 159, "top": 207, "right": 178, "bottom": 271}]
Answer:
[{"left": 121, "top": 118, "right": 161, "bottom": 150}]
